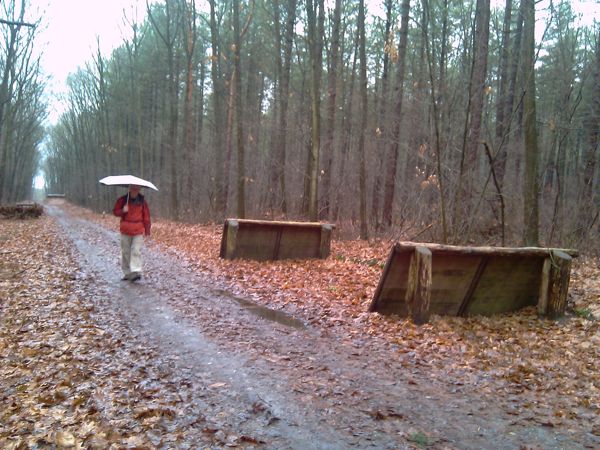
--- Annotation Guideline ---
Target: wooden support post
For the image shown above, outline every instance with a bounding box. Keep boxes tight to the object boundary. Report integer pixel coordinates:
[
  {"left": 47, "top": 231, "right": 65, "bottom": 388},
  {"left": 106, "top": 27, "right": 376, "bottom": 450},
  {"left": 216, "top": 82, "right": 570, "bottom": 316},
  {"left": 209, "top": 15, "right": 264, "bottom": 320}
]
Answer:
[
  {"left": 537, "top": 257, "right": 552, "bottom": 315},
  {"left": 319, "top": 224, "right": 333, "bottom": 258},
  {"left": 405, "top": 246, "right": 432, "bottom": 324},
  {"left": 545, "top": 250, "right": 572, "bottom": 319},
  {"left": 222, "top": 219, "right": 239, "bottom": 259}
]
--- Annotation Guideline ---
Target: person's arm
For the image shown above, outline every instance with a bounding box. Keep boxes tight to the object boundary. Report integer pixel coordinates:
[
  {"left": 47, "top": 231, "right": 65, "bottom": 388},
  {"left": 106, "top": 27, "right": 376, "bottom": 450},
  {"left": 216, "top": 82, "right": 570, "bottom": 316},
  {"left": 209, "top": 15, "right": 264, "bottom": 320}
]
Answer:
[{"left": 113, "top": 197, "right": 126, "bottom": 217}]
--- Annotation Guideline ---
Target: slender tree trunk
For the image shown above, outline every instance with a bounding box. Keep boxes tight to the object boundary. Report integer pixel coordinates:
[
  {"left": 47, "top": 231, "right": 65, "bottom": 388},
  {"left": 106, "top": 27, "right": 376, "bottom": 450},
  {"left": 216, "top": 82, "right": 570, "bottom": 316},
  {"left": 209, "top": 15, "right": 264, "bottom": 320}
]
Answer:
[
  {"left": 305, "top": 0, "right": 324, "bottom": 221},
  {"left": 209, "top": 0, "right": 226, "bottom": 218},
  {"left": 522, "top": 0, "right": 539, "bottom": 245},
  {"left": 183, "top": 0, "right": 197, "bottom": 210},
  {"left": 224, "top": 66, "right": 235, "bottom": 213},
  {"left": 321, "top": 0, "right": 341, "bottom": 220},
  {"left": 422, "top": 0, "right": 448, "bottom": 242},
  {"left": 233, "top": 0, "right": 246, "bottom": 218},
  {"left": 494, "top": 0, "right": 513, "bottom": 189},
  {"left": 266, "top": 0, "right": 282, "bottom": 214},
  {"left": 458, "top": 0, "right": 490, "bottom": 224},
  {"left": 357, "top": 0, "right": 368, "bottom": 239},
  {"left": 334, "top": 39, "right": 358, "bottom": 221},
  {"left": 382, "top": 0, "right": 410, "bottom": 228},
  {"left": 370, "top": 0, "right": 393, "bottom": 230},
  {"left": 277, "top": 0, "right": 296, "bottom": 215}
]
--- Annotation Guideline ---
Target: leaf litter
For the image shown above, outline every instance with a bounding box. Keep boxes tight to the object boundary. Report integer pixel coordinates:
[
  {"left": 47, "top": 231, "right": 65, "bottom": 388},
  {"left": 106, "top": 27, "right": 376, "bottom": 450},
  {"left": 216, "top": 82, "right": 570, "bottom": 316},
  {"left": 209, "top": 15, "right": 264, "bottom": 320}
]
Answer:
[{"left": 1, "top": 203, "right": 599, "bottom": 448}]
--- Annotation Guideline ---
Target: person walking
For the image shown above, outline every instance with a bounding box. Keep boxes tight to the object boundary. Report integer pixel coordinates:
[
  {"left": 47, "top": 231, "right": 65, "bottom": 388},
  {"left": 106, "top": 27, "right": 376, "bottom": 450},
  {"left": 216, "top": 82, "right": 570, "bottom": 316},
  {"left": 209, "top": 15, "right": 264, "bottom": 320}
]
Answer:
[{"left": 113, "top": 184, "right": 151, "bottom": 281}]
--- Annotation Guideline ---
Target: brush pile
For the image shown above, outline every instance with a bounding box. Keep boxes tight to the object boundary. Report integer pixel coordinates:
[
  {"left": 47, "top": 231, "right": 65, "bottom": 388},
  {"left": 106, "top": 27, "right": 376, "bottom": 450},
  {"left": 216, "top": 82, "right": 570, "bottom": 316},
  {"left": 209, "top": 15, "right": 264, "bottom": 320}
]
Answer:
[{"left": 0, "top": 202, "right": 43, "bottom": 219}]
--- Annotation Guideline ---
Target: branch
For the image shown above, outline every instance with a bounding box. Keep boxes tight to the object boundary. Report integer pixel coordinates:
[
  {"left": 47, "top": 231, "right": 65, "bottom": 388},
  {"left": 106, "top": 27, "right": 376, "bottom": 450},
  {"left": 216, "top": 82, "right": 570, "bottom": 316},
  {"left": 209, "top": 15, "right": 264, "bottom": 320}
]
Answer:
[{"left": 0, "top": 18, "right": 35, "bottom": 28}]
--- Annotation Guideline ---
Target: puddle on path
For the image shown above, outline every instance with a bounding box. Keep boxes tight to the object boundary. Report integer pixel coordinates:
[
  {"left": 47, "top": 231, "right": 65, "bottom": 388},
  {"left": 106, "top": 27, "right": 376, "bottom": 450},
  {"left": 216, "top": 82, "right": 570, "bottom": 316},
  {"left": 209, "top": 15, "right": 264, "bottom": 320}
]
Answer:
[{"left": 213, "top": 289, "right": 305, "bottom": 330}]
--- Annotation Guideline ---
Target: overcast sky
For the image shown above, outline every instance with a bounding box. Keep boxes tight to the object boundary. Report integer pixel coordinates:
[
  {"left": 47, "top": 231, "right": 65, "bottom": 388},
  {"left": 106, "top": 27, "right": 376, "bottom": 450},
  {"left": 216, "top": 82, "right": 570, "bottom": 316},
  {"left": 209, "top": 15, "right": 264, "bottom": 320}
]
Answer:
[{"left": 28, "top": 0, "right": 147, "bottom": 122}]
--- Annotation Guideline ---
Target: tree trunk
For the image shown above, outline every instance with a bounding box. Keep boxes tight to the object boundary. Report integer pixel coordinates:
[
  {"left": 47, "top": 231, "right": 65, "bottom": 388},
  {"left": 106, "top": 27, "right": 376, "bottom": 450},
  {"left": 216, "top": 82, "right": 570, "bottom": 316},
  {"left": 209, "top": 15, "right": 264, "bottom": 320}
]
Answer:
[
  {"left": 357, "top": 0, "right": 368, "bottom": 239},
  {"left": 321, "top": 0, "right": 341, "bottom": 220},
  {"left": 305, "top": 0, "right": 324, "bottom": 221},
  {"left": 522, "top": 0, "right": 539, "bottom": 246},
  {"left": 233, "top": 0, "right": 246, "bottom": 218},
  {"left": 209, "top": 0, "right": 226, "bottom": 218},
  {"left": 459, "top": 0, "right": 490, "bottom": 223},
  {"left": 183, "top": 0, "right": 197, "bottom": 211},
  {"left": 493, "top": 0, "right": 513, "bottom": 189},
  {"left": 370, "top": 0, "right": 393, "bottom": 230},
  {"left": 382, "top": 0, "right": 410, "bottom": 228}
]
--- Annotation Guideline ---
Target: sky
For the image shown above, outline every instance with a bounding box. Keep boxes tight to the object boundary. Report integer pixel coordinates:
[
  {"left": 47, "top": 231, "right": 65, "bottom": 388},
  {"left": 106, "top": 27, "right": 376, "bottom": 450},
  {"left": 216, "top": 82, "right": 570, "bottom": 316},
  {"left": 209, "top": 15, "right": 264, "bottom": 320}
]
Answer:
[{"left": 29, "top": 0, "right": 148, "bottom": 123}]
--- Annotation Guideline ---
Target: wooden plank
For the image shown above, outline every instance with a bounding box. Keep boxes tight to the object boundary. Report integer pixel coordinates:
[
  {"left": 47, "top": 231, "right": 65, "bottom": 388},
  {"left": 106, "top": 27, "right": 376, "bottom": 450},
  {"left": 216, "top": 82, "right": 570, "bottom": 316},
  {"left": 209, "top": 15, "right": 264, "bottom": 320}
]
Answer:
[
  {"left": 236, "top": 224, "right": 280, "bottom": 260},
  {"left": 225, "top": 218, "right": 327, "bottom": 228},
  {"left": 457, "top": 256, "right": 488, "bottom": 316},
  {"left": 465, "top": 256, "right": 543, "bottom": 315},
  {"left": 405, "top": 246, "right": 432, "bottom": 324},
  {"left": 546, "top": 250, "right": 572, "bottom": 319},
  {"left": 278, "top": 227, "right": 321, "bottom": 259},
  {"left": 428, "top": 254, "right": 482, "bottom": 315},
  {"left": 368, "top": 248, "right": 412, "bottom": 315},
  {"left": 394, "top": 241, "right": 578, "bottom": 258}
]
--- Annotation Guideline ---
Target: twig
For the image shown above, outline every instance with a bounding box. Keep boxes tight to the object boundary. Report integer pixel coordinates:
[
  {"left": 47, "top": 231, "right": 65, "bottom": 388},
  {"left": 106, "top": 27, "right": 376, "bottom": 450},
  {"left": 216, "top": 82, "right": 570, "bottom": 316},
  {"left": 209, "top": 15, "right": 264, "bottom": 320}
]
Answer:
[
  {"left": 408, "top": 223, "right": 434, "bottom": 241},
  {"left": 0, "top": 18, "right": 35, "bottom": 28}
]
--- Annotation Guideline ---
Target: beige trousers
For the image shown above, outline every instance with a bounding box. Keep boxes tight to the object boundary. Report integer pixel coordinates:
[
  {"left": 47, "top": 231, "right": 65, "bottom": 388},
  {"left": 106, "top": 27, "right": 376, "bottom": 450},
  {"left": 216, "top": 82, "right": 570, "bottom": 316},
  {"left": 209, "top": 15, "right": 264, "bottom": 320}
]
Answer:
[{"left": 120, "top": 234, "right": 144, "bottom": 276}]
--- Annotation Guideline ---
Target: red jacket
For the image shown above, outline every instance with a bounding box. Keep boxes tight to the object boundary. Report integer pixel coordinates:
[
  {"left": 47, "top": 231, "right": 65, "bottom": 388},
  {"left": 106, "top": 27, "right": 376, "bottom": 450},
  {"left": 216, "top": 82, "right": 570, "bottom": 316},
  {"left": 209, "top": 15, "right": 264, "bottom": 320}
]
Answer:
[{"left": 113, "top": 194, "right": 151, "bottom": 236}]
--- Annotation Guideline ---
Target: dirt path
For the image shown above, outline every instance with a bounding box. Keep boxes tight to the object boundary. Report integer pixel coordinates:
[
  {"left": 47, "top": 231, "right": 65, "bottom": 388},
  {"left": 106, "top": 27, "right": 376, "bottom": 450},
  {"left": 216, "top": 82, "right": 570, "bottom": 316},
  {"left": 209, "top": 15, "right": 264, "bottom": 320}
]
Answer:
[{"left": 8, "top": 204, "right": 596, "bottom": 448}]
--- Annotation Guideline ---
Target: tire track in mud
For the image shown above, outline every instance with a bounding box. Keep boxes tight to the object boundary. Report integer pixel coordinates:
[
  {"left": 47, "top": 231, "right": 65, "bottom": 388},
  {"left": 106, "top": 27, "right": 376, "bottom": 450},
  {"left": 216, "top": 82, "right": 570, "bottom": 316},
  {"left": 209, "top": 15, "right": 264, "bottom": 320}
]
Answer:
[{"left": 48, "top": 204, "right": 593, "bottom": 449}]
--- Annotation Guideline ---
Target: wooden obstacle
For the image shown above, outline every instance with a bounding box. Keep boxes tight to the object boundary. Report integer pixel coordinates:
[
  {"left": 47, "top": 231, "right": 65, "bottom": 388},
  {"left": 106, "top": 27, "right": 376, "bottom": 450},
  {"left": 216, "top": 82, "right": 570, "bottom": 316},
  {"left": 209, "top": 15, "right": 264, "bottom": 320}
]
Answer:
[
  {"left": 368, "top": 242, "right": 578, "bottom": 324},
  {"left": 0, "top": 202, "right": 43, "bottom": 219},
  {"left": 220, "top": 218, "right": 334, "bottom": 261}
]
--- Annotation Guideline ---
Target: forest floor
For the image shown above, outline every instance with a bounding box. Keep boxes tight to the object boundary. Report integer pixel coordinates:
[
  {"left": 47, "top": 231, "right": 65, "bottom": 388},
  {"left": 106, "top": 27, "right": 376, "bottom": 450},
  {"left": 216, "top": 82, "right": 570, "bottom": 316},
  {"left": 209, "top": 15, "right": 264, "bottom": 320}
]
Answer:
[{"left": 0, "top": 199, "right": 599, "bottom": 449}]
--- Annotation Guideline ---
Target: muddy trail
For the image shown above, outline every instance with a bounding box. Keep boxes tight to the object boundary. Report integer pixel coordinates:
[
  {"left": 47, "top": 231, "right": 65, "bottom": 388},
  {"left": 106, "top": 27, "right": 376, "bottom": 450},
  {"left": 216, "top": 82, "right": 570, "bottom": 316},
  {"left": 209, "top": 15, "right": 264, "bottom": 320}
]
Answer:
[{"left": 9, "top": 204, "right": 595, "bottom": 449}]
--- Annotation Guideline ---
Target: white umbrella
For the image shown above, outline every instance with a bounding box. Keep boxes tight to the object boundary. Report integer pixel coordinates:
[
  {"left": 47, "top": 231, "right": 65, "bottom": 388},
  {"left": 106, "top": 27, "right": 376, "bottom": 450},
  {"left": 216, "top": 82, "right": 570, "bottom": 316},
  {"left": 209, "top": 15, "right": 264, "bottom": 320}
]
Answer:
[{"left": 99, "top": 175, "right": 158, "bottom": 191}]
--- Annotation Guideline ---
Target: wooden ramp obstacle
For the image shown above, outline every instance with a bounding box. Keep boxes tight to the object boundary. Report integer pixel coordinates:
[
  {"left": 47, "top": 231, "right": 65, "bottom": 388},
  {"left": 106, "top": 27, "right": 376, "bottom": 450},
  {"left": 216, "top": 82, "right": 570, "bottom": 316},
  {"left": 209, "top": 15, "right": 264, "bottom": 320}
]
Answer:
[
  {"left": 220, "top": 218, "right": 334, "bottom": 261},
  {"left": 368, "top": 242, "right": 578, "bottom": 324}
]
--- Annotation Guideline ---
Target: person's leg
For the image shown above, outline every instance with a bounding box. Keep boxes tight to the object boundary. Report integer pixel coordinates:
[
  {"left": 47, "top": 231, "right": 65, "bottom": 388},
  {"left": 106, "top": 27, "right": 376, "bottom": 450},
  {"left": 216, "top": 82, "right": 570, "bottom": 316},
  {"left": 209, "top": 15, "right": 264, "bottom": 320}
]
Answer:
[
  {"left": 129, "top": 234, "right": 144, "bottom": 279},
  {"left": 120, "top": 234, "right": 132, "bottom": 279}
]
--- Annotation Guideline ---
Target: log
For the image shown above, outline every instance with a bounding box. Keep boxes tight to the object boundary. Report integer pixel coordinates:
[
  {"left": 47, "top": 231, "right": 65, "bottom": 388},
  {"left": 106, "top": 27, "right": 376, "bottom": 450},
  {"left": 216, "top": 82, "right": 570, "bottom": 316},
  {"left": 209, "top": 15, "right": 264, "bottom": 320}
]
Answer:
[{"left": 405, "top": 246, "right": 432, "bottom": 325}]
